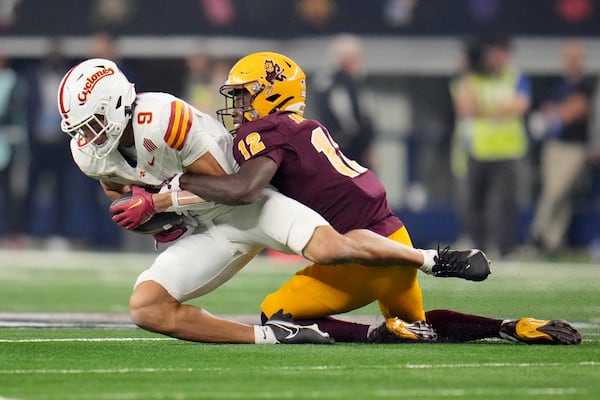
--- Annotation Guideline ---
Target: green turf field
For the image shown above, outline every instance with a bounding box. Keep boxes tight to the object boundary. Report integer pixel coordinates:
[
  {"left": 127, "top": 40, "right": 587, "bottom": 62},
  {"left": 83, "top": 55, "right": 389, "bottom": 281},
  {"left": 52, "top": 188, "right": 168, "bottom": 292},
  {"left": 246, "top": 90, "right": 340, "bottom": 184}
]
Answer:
[{"left": 1, "top": 250, "right": 599, "bottom": 399}]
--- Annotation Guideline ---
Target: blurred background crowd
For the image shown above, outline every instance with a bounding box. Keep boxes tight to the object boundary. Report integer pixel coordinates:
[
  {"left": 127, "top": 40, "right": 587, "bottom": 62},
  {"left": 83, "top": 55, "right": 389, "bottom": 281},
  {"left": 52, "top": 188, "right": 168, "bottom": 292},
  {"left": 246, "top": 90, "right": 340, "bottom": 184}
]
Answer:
[{"left": 1, "top": 0, "right": 600, "bottom": 261}]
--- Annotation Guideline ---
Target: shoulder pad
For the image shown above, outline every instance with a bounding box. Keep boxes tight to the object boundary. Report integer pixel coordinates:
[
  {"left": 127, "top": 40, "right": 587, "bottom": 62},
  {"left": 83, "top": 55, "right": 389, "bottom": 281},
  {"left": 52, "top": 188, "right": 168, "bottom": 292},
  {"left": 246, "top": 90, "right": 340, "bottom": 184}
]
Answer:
[{"left": 237, "top": 117, "right": 276, "bottom": 136}]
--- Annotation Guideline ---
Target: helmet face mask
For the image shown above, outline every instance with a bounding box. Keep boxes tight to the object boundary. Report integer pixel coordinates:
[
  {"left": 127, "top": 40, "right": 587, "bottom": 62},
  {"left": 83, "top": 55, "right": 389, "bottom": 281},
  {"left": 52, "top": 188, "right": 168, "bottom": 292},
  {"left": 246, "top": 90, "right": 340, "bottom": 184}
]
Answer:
[
  {"left": 62, "top": 103, "right": 123, "bottom": 157},
  {"left": 217, "top": 85, "right": 260, "bottom": 131},
  {"left": 217, "top": 52, "right": 306, "bottom": 132},
  {"left": 57, "top": 58, "right": 136, "bottom": 159}
]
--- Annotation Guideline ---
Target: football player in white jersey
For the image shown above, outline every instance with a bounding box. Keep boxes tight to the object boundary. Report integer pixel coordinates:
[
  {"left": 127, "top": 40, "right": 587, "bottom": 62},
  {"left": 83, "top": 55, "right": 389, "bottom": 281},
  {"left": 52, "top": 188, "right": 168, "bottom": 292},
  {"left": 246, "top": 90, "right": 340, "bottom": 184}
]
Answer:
[{"left": 57, "top": 59, "right": 487, "bottom": 344}]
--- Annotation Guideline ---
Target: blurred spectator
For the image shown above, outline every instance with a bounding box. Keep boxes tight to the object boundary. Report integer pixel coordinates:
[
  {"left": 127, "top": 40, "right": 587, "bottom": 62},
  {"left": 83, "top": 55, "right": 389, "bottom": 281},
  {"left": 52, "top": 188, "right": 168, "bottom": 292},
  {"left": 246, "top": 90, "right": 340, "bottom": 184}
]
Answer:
[
  {"left": 89, "top": 31, "right": 136, "bottom": 81},
  {"left": 90, "top": 30, "right": 119, "bottom": 61},
  {"left": 383, "top": 0, "right": 417, "bottom": 27},
  {"left": 200, "top": 0, "right": 235, "bottom": 27},
  {"left": 182, "top": 50, "right": 226, "bottom": 117},
  {"left": 312, "top": 34, "right": 376, "bottom": 168},
  {"left": 528, "top": 39, "right": 597, "bottom": 255},
  {"left": 0, "top": 51, "right": 27, "bottom": 248},
  {"left": 295, "top": 0, "right": 337, "bottom": 31},
  {"left": 0, "top": 0, "right": 21, "bottom": 31},
  {"left": 450, "top": 36, "right": 531, "bottom": 258},
  {"left": 22, "top": 41, "right": 78, "bottom": 248},
  {"left": 89, "top": 0, "right": 137, "bottom": 31}
]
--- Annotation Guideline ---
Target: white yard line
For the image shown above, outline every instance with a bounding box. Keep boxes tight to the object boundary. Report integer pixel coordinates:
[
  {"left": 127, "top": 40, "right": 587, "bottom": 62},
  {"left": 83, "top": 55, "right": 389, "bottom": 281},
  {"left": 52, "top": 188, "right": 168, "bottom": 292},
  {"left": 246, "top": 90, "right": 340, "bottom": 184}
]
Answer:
[
  {"left": 0, "top": 312, "right": 384, "bottom": 328},
  {"left": 0, "top": 362, "right": 598, "bottom": 375},
  {"left": 0, "top": 337, "right": 174, "bottom": 343}
]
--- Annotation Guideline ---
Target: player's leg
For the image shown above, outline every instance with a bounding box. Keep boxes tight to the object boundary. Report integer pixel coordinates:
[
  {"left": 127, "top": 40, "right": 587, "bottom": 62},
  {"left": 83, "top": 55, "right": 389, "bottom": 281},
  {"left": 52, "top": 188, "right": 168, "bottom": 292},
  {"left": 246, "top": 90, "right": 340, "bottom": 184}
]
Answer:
[
  {"left": 261, "top": 225, "right": 430, "bottom": 343},
  {"left": 365, "top": 226, "right": 438, "bottom": 343},
  {"left": 129, "top": 232, "right": 262, "bottom": 343},
  {"left": 304, "top": 226, "right": 423, "bottom": 267},
  {"left": 261, "top": 262, "right": 392, "bottom": 342},
  {"left": 260, "top": 227, "right": 431, "bottom": 342},
  {"left": 380, "top": 225, "right": 579, "bottom": 344},
  {"left": 426, "top": 310, "right": 581, "bottom": 345},
  {"left": 262, "top": 263, "right": 389, "bottom": 319},
  {"left": 129, "top": 231, "right": 332, "bottom": 344},
  {"left": 372, "top": 228, "right": 514, "bottom": 344},
  {"left": 254, "top": 189, "right": 489, "bottom": 281},
  {"left": 130, "top": 281, "right": 256, "bottom": 343}
]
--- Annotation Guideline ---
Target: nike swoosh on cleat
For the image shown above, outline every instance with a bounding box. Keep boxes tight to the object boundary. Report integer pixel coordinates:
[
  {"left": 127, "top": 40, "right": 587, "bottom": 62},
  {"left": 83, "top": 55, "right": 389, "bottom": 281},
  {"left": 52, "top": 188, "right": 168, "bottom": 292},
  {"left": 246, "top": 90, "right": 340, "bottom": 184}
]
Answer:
[{"left": 272, "top": 322, "right": 300, "bottom": 339}]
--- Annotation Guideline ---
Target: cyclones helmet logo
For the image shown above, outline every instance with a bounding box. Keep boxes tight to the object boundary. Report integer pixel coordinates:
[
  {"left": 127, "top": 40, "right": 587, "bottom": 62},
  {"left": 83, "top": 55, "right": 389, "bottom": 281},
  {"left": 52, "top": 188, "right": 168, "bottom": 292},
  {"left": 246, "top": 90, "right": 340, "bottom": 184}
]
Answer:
[
  {"left": 264, "top": 60, "right": 286, "bottom": 84},
  {"left": 77, "top": 67, "right": 115, "bottom": 103}
]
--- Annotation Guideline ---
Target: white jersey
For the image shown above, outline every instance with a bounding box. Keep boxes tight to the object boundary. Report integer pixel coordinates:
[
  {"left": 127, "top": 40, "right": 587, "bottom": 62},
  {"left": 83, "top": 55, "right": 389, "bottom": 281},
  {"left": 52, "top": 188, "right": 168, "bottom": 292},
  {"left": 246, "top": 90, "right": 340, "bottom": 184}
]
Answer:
[
  {"left": 71, "top": 92, "right": 234, "bottom": 222},
  {"left": 71, "top": 92, "right": 329, "bottom": 302}
]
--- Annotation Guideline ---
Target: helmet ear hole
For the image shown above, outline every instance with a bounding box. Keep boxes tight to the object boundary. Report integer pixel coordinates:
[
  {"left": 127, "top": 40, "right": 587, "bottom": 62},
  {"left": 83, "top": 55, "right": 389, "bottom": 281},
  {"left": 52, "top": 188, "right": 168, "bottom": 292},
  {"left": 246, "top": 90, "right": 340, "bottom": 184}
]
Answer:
[
  {"left": 116, "top": 96, "right": 122, "bottom": 109},
  {"left": 265, "top": 94, "right": 281, "bottom": 103}
]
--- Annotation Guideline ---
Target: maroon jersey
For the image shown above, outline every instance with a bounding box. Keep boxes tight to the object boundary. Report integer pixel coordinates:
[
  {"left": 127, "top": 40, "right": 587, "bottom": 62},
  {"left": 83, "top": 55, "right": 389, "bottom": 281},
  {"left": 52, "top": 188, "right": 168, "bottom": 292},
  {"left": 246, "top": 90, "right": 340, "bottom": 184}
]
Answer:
[{"left": 233, "top": 112, "right": 403, "bottom": 236}]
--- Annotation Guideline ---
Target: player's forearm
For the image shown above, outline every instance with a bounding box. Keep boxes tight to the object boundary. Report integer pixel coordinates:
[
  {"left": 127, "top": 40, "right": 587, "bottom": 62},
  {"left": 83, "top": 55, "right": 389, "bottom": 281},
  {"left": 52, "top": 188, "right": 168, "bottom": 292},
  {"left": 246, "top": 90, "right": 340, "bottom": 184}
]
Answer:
[
  {"left": 180, "top": 173, "right": 260, "bottom": 205},
  {"left": 152, "top": 190, "right": 208, "bottom": 213},
  {"left": 180, "top": 157, "right": 277, "bottom": 206}
]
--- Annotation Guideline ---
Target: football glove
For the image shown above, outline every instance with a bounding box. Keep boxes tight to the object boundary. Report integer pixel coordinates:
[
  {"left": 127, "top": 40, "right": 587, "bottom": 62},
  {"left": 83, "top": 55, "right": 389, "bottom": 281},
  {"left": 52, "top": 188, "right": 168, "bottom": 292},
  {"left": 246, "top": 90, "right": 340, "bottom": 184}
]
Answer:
[{"left": 110, "top": 186, "right": 156, "bottom": 230}]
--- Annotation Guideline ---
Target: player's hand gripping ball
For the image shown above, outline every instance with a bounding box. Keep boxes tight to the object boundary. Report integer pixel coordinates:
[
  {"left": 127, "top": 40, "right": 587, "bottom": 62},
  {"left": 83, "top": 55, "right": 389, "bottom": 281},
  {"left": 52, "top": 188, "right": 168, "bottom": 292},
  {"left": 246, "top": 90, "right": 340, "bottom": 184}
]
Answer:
[{"left": 109, "top": 188, "right": 184, "bottom": 234}]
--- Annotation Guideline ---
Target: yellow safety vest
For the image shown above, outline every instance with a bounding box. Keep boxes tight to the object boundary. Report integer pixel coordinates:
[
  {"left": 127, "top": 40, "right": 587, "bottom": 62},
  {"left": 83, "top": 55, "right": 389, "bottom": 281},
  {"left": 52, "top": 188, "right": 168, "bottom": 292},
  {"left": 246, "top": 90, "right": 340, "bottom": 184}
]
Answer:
[{"left": 467, "top": 69, "right": 528, "bottom": 161}]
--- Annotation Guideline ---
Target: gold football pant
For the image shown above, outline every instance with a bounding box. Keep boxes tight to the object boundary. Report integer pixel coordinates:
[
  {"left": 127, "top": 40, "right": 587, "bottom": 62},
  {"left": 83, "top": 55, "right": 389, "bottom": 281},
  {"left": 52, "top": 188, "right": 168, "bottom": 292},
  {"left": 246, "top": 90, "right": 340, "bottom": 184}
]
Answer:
[{"left": 261, "top": 226, "right": 425, "bottom": 322}]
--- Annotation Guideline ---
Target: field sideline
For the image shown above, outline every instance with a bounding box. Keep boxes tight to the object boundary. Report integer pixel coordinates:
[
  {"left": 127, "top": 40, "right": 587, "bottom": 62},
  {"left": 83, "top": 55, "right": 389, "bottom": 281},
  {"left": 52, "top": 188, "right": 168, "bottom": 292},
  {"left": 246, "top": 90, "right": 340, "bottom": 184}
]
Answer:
[{"left": 1, "top": 250, "right": 599, "bottom": 399}]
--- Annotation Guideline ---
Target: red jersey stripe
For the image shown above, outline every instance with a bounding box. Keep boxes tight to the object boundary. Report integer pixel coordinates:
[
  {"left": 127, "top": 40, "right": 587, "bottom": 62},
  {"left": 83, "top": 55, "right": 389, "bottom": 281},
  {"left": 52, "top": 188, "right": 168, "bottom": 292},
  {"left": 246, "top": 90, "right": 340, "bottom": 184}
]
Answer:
[
  {"left": 164, "top": 101, "right": 179, "bottom": 146},
  {"left": 164, "top": 101, "right": 191, "bottom": 151},
  {"left": 173, "top": 104, "right": 191, "bottom": 150}
]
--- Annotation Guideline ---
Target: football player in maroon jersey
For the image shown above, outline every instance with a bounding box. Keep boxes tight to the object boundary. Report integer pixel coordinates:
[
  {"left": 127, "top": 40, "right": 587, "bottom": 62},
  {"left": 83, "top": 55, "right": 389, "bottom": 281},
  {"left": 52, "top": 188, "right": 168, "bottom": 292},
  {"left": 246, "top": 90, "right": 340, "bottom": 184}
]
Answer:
[{"left": 179, "top": 52, "right": 579, "bottom": 345}]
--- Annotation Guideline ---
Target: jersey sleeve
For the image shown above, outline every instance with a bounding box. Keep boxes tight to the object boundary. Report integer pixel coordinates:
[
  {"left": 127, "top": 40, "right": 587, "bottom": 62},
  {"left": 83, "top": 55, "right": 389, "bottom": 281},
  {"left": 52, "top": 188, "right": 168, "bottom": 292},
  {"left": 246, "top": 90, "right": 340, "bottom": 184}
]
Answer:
[{"left": 157, "top": 100, "right": 210, "bottom": 167}]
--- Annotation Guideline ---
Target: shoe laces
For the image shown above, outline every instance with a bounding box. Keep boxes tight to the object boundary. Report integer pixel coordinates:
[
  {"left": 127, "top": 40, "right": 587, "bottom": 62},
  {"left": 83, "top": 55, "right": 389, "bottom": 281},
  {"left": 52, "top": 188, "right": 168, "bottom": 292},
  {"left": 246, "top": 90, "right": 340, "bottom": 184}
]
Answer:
[{"left": 434, "top": 244, "right": 468, "bottom": 273}]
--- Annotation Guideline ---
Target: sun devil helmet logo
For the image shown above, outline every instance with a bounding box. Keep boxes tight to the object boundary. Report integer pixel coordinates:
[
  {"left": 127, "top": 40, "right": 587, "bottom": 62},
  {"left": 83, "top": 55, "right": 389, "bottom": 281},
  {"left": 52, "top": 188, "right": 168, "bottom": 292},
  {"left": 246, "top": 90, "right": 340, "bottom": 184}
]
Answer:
[{"left": 264, "top": 60, "right": 286, "bottom": 84}]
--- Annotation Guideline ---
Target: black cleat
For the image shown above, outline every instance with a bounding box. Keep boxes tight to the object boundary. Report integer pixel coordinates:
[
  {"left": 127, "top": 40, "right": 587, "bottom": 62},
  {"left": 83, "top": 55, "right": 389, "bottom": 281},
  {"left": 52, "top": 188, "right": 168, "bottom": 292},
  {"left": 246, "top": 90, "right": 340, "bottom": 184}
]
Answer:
[
  {"left": 265, "top": 310, "right": 335, "bottom": 345},
  {"left": 368, "top": 318, "right": 438, "bottom": 343},
  {"left": 499, "top": 318, "right": 581, "bottom": 345},
  {"left": 432, "top": 246, "right": 491, "bottom": 282}
]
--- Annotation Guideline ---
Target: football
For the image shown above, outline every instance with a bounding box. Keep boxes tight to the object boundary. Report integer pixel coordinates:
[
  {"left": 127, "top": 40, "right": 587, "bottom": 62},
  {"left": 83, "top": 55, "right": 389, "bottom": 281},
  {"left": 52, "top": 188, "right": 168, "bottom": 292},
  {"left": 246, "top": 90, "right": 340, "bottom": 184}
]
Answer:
[{"left": 109, "top": 191, "right": 185, "bottom": 234}]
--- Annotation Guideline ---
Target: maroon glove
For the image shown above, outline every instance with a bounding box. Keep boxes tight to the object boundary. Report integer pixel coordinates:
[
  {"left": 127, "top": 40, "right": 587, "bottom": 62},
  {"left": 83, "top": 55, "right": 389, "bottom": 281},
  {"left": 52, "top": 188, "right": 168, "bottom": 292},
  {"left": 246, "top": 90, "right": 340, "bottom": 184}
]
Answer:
[
  {"left": 110, "top": 186, "right": 156, "bottom": 230},
  {"left": 153, "top": 223, "right": 187, "bottom": 246}
]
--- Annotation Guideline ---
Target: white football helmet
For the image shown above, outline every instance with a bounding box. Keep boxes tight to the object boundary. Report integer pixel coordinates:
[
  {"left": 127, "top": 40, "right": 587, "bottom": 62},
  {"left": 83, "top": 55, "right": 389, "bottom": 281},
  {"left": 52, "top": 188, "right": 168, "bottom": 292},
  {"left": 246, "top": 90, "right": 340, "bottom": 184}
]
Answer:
[{"left": 57, "top": 58, "right": 136, "bottom": 159}]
